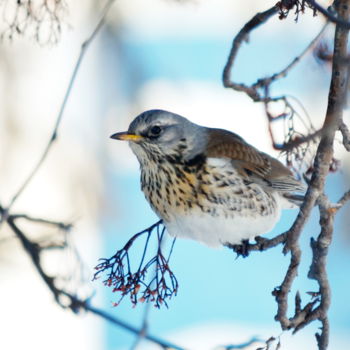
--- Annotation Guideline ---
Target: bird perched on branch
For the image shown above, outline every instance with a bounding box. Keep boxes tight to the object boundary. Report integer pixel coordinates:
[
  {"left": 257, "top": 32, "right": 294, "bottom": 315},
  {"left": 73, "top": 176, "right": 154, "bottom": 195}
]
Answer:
[{"left": 111, "top": 109, "right": 304, "bottom": 248}]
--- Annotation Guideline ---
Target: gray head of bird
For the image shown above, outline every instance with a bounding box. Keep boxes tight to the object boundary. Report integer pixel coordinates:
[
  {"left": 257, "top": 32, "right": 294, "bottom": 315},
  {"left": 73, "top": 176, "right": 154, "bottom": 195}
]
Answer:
[{"left": 110, "top": 109, "right": 208, "bottom": 165}]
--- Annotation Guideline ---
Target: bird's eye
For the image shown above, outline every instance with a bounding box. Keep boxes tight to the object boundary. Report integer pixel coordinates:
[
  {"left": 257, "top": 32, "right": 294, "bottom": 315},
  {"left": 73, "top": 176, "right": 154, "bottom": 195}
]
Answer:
[{"left": 149, "top": 125, "right": 162, "bottom": 136}]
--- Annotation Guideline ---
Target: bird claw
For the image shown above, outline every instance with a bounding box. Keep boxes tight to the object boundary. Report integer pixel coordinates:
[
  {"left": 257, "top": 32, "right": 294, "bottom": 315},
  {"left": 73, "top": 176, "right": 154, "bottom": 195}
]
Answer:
[{"left": 228, "top": 239, "right": 251, "bottom": 258}]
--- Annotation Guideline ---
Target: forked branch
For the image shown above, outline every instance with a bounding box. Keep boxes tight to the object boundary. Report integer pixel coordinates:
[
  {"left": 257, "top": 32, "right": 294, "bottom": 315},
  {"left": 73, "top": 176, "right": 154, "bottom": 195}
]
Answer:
[{"left": 224, "top": 1, "right": 350, "bottom": 349}]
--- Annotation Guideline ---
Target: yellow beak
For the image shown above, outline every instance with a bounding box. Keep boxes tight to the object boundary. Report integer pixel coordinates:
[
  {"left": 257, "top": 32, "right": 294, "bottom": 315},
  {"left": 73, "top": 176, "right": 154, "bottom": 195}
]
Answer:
[{"left": 110, "top": 132, "right": 143, "bottom": 142}]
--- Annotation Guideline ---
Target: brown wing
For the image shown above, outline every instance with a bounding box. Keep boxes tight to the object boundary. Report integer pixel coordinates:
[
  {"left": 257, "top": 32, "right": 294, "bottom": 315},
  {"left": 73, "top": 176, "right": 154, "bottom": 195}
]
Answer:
[{"left": 205, "top": 128, "right": 303, "bottom": 191}]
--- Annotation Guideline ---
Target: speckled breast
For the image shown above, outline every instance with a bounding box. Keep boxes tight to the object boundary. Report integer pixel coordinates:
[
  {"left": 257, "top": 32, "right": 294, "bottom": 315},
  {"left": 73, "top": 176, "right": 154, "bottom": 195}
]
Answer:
[{"left": 140, "top": 156, "right": 279, "bottom": 223}]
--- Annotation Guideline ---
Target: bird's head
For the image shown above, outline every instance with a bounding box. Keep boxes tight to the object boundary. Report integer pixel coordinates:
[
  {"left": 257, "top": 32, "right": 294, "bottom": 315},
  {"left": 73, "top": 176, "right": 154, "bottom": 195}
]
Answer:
[{"left": 111, "top": 109, "right": 207, "bottom": 165}]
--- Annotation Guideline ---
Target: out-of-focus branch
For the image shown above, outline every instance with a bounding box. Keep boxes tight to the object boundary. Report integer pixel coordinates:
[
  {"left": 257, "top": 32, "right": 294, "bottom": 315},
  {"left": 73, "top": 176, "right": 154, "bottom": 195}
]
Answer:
[
  {"left": 10, "top": 213, "right": 73, "bottom": 231},
  {"left": 129, "top": 301, "right": 151, "bottom": 350},
  {"left": 75, "top": 297, "right": 185, "bottom": 350},
  {"left": 0, "top": 205, "right": 184, "bottom": 350},
  {"left": 6, "top": 212, "right": 70, "bottom": 304},
  {"left": 220, "top": 336, "right": 263, "bottom": 349},
  {"left": 0, "top": 0, "right": 68, "bottom": 44},
  {"left": 4, "top": 0, "right": 115, "bottom": 215}
]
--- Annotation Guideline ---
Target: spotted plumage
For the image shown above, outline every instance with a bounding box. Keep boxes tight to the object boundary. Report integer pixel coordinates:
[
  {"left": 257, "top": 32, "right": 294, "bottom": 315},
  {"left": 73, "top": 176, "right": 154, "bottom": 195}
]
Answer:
[{"left": 111, "top": 109, "right": 305, "bottom": 247}]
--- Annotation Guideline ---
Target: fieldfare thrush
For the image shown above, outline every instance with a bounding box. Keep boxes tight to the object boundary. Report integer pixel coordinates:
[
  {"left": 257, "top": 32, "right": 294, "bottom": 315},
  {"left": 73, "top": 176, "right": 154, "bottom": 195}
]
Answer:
[{"left": 111, "top": 109, "right": 305, "bottom": 248}]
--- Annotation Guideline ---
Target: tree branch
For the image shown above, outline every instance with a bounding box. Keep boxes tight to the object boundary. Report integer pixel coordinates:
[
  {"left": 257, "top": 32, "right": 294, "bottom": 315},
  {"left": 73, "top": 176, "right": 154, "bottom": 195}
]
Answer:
[
  {"left": 226, "top": 3, "right": 350, "bottom": 348},
  {"left": 253, "top": 22, "right": 328, "bottom": 90},
  {"left": 274, "top": 1, "right": 350, "bottom": 347},
  {"left": 223, "top": 4, "right": 326, "bottom": 171},
  {"left": 223, "top": 5, "right": 326, "bottom": 103},
  {"left": 223, "top": 5, "right": 279, "bottom": 101},
  {"left": 10, "top": 213, "right": 72, "bottom": 231}
]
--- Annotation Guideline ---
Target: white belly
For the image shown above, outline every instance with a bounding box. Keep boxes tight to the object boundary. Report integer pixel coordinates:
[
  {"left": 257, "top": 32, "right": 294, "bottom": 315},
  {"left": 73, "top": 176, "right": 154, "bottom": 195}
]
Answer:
[{"left": 164, "top": 202, "right": 281, "bottom": 248}]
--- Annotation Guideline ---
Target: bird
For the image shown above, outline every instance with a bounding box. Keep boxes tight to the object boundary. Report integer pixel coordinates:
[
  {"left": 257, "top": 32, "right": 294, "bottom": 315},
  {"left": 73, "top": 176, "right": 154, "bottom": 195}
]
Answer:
[{"left": 110, "top": 109, "right": 305, "bottom": 248}]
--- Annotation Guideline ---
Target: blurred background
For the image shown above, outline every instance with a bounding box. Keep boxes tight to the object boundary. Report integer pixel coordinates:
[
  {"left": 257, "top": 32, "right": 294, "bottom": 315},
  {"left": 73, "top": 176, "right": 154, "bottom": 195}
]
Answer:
[{"left": 0, "top": 0, "right": 349, "bottom": 349}]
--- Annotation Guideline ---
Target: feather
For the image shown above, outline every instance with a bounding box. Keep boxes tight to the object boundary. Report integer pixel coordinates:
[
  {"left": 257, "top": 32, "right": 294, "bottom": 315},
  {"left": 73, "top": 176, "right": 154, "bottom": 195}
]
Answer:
[{"left": 206, "top": 128, "right": 304, "bottom": 193}]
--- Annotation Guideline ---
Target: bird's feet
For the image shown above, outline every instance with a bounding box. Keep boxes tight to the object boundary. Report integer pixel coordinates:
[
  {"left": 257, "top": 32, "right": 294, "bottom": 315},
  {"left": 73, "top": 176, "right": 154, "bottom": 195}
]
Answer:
[{"left": 228, "top": 239, "right": 251, "bottom": 258}]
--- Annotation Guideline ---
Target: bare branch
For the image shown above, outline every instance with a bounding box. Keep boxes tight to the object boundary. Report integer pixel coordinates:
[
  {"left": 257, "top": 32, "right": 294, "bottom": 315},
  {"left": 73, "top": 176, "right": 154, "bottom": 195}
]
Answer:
[
  {"left": 227, "top": 3, "right": 350, "bottom": 347},
  {"left": 223, "top": 5, "right": 326, "bottom": 174},
  {"left": 223, "top": 5, "right": 326, "bottom": 103},
  {"left": 275, "top": 0, "right": 350, "bottom": 346},
  {"left": 278, "top": 0, "right": 350, "bottom": 28},
  {"left": 306, "top": 0, "right": 350, "bottom": 28},
  {"left": 5, "top": 0, "right": 115, "bottom": 213},
  {"left": 10, "top": 213, "right": 72, "bottom": 231},
  {"left": 274, "top": 128, "right": 323, "bottom": 151},
  {"left": 223, "top": 5, "right": 278, "bottom": 101},
  {"left": 226, "top": 232, "right": 287, "bottom": 256},
  {"left": 337, "top": 188, "right": 350, "bottom": 208},
  {"left": 253, "top": 23, "right": 328, "bottom": 90}
]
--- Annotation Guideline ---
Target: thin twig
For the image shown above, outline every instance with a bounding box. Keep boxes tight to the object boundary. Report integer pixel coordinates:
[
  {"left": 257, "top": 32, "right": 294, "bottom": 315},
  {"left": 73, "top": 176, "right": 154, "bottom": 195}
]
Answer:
[
  {"left": 273, "top": 125, "right": 323, "bottom": 151},
  {"left": 306, "top": 0, "right": 350, "bottom": 29},
  {"left": 10, "top": 213, "right": 72, "bottom": 230},
  {"left": 253, "top": 23, "right": 328, "bottom": 89},
  {"left": 129, "top": 233, "right": 162, "bottom": 350},
  {"left": 129, "top": 301, "right": 151, "bottom": 350},
  {"left": 220, "top": 336, "right": 262, "bottom": 349},
  {"left": 80, "top": 298, "right": 184, "bottom": 350},
  {"left": 337, "top": 189, "right": 350, "bottom": 208},
  {"left": 223, "top": 6, "right": 326, "bottom": 103},
  {"left": 223, "top": 5, "right": 278, "bottom": 101},
  {"left": 5, "top": 0, "right": 115, "bottom": 212},
  {"left": 339, "top": 121, "right": 350, "bottom": 151}
]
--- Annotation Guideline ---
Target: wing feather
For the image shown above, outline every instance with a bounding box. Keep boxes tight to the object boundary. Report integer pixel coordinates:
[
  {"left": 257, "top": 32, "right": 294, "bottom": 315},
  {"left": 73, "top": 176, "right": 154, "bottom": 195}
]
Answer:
[{"left": 205, "top": 128, "right": 304, "bottom": 192}]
